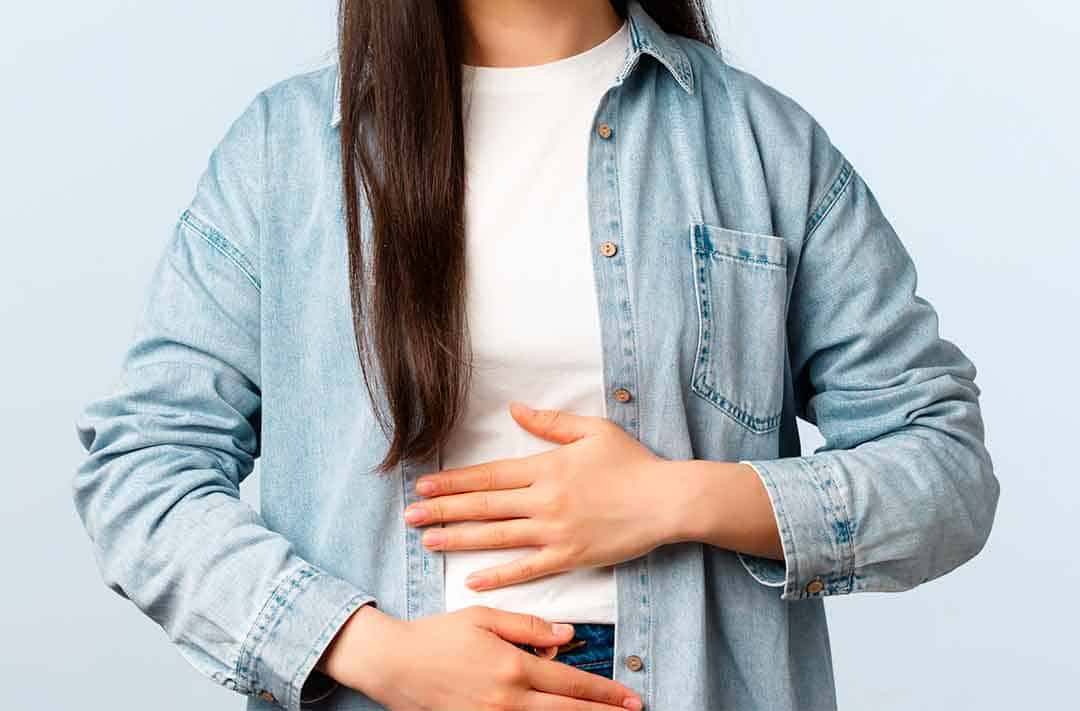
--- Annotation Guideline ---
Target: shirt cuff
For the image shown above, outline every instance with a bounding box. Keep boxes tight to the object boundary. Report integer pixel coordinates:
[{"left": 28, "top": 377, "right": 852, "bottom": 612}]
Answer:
[
  {"left": 736, "top": 457, "right": 856, "bottom": 600},
  {"left": 245, "top": 563, "right": 377, "bottom": 711}
]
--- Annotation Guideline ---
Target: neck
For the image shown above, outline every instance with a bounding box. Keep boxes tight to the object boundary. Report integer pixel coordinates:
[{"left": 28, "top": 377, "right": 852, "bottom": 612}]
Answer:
[{"left": 458, "top": 0, "right": 623, "bottom": 67}]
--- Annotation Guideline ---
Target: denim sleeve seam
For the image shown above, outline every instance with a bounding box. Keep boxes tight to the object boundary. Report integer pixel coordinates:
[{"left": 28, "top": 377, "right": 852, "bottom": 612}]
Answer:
[
  {"left": 233, "top": 564, "right": 319, "bottom": 696},
  {"left": 179, "top": 209, "right": 262, "bottom": 291},
  {"left": 805, "top": 456, "right": 857, "bottom": 594},
  {"left": 767, "top": 466, "right": 800, "bottom": 597},
  {"left": 803, "top": 158, "right": 854, "bottom": 243},
  {"left": 777, "top": 460, "right": 808, "bottom": 600}
]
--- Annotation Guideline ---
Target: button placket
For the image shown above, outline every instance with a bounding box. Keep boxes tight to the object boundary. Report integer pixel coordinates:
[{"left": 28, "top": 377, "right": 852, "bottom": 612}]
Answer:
[{"left": 587, "top": 89, "right": 649, "bottom": 705}]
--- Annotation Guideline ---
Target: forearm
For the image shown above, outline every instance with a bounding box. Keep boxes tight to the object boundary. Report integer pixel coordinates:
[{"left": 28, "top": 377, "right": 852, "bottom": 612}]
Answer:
[{"left": 659, "top": 459, "right": 784, "bottom": 561}]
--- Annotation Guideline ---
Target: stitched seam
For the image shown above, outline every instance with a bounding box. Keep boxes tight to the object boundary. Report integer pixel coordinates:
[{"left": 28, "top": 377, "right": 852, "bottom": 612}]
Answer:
[
  {"left": 689, "top": 223, "right": 783, "bottom": 434},
  {"left": 608, "top": 83, "right": 652, "bottom": 708},
  {"left": 627, "top": 5, "right": 693, "bottom": 94},
  {"left": 179, "top": 210, "right": 261, "bottom": 291},
  {"left": 804, "top": 159, "right": 854, "bottom": 242},
  {"left": 695, "top": 247, "right": 786, "bottom": 271},
  {"left": 692, "top": 379, "right": 782, "bottom": 433},
  {"left": 241, "top": 566, "right": 319, "bottom": 694},
  {"left": 257, "top": 92, "right": 267, "bottom": 284},
  {"left": 608, "top": 84, "right": 642, "bottom": 442},
  {"left": 803, "top": 457, "right": 855, "bottom": 594},
  {"left": 234, "top": 565, "right": 318, "bottom": 695},
  {"left": 811, "top": 457, "right": 857, "bottom": 592}
]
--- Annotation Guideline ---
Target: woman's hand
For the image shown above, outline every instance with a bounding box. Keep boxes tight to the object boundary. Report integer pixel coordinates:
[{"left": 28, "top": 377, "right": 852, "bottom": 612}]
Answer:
[
  {"left": 323, "top": 603, "right": 643, "bottom": 711},
  {"left": 404, "top": 402, "right": 686, "bottom": 591}
]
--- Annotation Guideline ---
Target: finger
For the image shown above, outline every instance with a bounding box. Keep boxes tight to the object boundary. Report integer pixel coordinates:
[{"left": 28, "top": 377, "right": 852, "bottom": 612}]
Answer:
[
  {"left": 525, "top": 690, "right": 638, "bottom": 711},
  {"left": 406, "top": 488, "right": 533, "bottom": 526},
  {"left": 466, "top": 548, "right": 566, "bottom": 591},
  {"left": 509, "top": 401, "right": 601, "bottom": 445},
  {"left": 527, "top": 658, "right": 642, "bottom": 709},
  {"left": 417, "top": 457, "right": 535, "bottom": 497},
  {"left": 472, "top": 607, "right": 576, "bottom": 648},
  {"left": 421, "top": 518, "right": 541, "bottom": 551}
]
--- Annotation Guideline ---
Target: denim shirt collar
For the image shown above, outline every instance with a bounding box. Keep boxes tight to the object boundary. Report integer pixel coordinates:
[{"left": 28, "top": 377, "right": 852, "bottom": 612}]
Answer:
[{"left": 329, "top": 0, "right": 694, "bottom": 127}]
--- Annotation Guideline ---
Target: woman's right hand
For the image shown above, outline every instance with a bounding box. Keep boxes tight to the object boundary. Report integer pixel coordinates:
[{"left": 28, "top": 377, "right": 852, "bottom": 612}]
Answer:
[{"left": 320, "top": 603, "right": 644, "bottom": 710}]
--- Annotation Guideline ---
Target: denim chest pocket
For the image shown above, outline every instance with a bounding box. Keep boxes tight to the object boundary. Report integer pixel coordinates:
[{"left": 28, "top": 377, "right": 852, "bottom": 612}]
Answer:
[{"left": 689, "top": 222, "right": 789, "bottom": 434}]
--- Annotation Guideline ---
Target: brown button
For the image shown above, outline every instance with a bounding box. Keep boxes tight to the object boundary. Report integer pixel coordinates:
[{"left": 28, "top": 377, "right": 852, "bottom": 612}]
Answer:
[
  {"left": 625, "top": 654, "right": 644, "bottom": 672},
  {"left": 597, "top": 122, "right": 613, "bottom": 139},
  {"left": 805, "top": 578, "right": 825, "bottom": 594},
  {"left": 258, "top": 690, "right": 276, "bottom": 702},
  {"left": 613, "top": 387, "right": 632, "bottom": 403},
  {"left": 599, "top": 241, "right": 618, "bottom": 257}
]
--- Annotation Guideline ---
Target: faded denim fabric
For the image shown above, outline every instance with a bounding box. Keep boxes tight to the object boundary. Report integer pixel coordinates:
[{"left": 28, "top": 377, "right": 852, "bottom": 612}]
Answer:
[{"left": 71, "top": 1, "right": 1000, "bottom": 709}]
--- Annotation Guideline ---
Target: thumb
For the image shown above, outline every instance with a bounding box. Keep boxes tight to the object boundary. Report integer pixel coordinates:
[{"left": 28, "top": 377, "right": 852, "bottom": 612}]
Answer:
[
  {"left": 475, "top": 607, "right": 575, "bottom": 648},
  {"left": 508, "top": 401, "right": 594, "bottom": 445}
]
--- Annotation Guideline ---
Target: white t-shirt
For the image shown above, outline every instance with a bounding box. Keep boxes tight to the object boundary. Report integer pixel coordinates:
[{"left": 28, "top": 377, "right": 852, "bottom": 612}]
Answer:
[{"left": 440, "top": 18, "right": 630, "bottom": 624}]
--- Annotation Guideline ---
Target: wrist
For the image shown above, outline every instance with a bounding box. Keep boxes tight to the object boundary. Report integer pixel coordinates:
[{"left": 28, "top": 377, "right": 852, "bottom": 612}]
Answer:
[
  {"left": 658, "top": 458, "right": 713, "bottom": 545},
  {"left": 648, "top": 453, "right": 708, "bottom": 542},
  {"left": 662, "top": 459, "right": 783, "bottom": 559},
  {"left": 320, "top": 603, "right": 404, "bottom": 699}
]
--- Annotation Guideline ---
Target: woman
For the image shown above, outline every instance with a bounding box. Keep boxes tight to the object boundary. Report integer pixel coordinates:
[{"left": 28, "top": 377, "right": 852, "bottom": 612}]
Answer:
[{"left": 72, "top": 1, "right": 1000, "bottom": 709}]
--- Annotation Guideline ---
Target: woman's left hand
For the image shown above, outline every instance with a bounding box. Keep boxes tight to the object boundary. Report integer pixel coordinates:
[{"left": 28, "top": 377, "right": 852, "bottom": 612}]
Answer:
[{"left": 403, "top": 401, "right": 682, "bottom": 591}]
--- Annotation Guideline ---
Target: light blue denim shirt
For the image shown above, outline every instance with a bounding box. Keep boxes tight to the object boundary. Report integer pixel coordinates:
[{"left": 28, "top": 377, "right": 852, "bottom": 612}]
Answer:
[{"left": 72, "top": 2, "right": 1000, "bottom": 709}]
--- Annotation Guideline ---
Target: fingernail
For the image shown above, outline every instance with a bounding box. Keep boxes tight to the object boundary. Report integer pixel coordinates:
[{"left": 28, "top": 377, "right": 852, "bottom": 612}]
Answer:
[
  {"left": 415, "top": 479, "right": 436, "bottom": 495},
  {"left": 623, "top": 697, "right": 643, "bottom": 710},
  {"left": 404, "top": 507, "right": 425, "bottom": 523},
  {"left": 465, "top": 573, "right": 486, "bottom": 588},
  {"left": 553, "top": 623, "right": 574, "bottom": 636},
  {"left": 422, "top": 530, "right": 444, "bottom": 547}
]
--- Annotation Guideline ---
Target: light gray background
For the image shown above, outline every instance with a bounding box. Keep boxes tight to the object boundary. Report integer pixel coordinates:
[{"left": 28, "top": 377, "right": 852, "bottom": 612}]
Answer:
[{"left": 3, "top": 1, "right": 1075, "bottom": 708}]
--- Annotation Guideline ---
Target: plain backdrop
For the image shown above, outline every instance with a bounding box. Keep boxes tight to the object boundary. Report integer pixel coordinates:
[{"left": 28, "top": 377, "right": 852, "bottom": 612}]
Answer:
[{"left": 3, "top": 1, "right": 1076, "bottom": 708}]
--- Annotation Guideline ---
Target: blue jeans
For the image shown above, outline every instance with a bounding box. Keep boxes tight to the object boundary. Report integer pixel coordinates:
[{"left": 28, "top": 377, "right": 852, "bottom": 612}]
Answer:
[{"left": 513, "top": 623, "right": 615, "bottom": 679}]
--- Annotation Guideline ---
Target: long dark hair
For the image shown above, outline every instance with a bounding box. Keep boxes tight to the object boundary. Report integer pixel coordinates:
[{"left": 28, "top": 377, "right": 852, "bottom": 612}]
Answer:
[{"left": 337, "top": 0, "right": 715, "bottom": 473}]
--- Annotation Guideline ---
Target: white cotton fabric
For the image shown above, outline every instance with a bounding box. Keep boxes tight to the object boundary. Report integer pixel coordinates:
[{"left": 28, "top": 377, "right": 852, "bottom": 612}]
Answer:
[{"left": 440, "top": 19, "right": 631, "bottom": 623}]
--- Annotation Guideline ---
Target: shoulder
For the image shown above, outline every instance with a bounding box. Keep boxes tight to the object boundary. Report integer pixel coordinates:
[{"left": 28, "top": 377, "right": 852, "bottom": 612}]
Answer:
[
  {"left": 196, "top": 61, "right": 337, "bottom": 183},
  {"left": 676, "top": 36, "right": 829, "bottom": 150},
  {"left": 183, "top": 63, "right": 338, "bottom": 273},
  {"left": 257, "top": 62, "right": 339, "bottom": 128},
  {"left": 225, "top": 62, "right": 339, "bottom": 151},
  {"left": 676, "top": 37, "right": 852, "bottom": 234}
]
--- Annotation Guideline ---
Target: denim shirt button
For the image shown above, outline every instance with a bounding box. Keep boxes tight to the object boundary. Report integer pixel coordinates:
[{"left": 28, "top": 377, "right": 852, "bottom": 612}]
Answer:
[
  {"left": 600, "top": 241, "right": 618, "bottom": 257},
  {"left": 257, "top": 690, "right": 275, "bottom": 702},
  {"left": 597, "top": 122, "right": 613, "bottom": 139},
  {"left": 613, "top": 387, "right": 633, "bottom": 403},
  {"left": 805, "top": 579, "right": 825, "bottom": 594},
  {"left": 625, "top": 654, "right": 644, "bottom": 672}
]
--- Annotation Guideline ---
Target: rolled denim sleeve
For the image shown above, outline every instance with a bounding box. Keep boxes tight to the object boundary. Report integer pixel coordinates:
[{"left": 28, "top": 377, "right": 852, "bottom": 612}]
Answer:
[
  {"left": 736, "top": 147, "right": 1000, "bottom": 601},
  {"left": 72, "top": 93, "right": 376, "bottom": 710}
]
